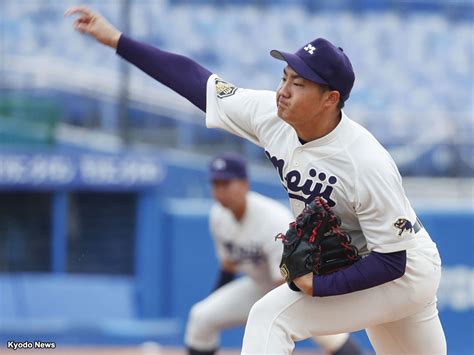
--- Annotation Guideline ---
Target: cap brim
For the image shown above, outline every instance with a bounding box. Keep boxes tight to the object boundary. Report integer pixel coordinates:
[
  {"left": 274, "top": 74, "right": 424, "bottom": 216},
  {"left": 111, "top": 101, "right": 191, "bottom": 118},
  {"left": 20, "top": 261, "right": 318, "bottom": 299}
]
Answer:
[
  {"left": 210, "top": 172, "right": 245, "bottom": 181},
  {"left": 270, "top": 50, "right": 328, "bottom": 86}
]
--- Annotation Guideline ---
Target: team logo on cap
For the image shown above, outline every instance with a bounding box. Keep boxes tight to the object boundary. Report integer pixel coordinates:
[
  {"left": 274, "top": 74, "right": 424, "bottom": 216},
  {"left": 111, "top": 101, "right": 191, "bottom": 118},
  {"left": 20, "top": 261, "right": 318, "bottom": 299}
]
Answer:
[
  {"left": 215, "top": 79, "right": 237, "bottom": 99},
  {"left": 304, "top": 44, "right": 316, "bottom": 55},
  {"left": 393, "top": 217, "right": 414, "bottom": 237},
  {"left": 212, "top": 158, "right": 226, "bottom": 170}
]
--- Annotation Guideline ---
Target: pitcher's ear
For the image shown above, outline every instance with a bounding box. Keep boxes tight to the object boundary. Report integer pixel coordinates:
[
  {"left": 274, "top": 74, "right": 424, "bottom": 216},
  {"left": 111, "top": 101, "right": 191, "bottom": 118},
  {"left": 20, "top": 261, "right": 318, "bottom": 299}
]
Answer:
[{"left": 325, "top": 90, "right": 340, "bottom": 107}]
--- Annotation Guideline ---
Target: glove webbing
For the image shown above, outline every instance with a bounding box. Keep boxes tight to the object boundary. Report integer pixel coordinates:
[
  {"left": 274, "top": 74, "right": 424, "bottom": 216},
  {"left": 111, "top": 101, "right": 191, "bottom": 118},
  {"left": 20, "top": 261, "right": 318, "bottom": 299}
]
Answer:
[{"left": 319, "top": 198, "right": 360, "bottom": 262}]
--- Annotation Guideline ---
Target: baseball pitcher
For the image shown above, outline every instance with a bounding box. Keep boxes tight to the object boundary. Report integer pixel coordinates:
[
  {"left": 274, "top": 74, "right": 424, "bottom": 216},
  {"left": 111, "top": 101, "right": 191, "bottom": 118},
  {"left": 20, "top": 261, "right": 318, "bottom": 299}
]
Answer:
[{"left": 66, "top": 7, "right": 447, "bottom": 354}]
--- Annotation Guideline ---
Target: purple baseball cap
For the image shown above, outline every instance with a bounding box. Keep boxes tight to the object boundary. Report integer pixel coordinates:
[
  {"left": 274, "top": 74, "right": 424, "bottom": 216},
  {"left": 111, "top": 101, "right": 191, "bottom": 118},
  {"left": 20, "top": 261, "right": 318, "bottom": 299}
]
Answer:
[
  {"left": 270, "top": 38, "right": 355, "bottom": 102},
  {"left": 209, "top": 153, "right": 247, "bottom": 181}
]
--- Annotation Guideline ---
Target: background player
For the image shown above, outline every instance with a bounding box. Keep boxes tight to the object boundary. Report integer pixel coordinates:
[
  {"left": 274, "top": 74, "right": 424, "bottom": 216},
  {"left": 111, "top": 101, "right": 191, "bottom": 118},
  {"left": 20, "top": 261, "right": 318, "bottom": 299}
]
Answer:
[
  {"left": 185, "top": 152, "right": 362, "bottom": 355},
  {"left": 66, "top": 6, "right": 446, "bottom": 354}
]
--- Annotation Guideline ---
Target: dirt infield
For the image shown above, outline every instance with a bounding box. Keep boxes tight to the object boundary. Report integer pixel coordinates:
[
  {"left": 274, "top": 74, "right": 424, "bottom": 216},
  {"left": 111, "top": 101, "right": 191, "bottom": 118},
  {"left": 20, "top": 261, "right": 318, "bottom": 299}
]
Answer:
[{"left": 0, "top": 345, "right": 323, "bottom": 355}]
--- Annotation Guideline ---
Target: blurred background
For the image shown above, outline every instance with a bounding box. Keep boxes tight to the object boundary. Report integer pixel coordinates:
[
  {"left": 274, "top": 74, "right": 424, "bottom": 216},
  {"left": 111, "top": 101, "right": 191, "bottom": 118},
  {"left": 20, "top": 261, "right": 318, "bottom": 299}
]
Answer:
[{"left": 0, "top": 0, "right": 473, "bottom": 353}]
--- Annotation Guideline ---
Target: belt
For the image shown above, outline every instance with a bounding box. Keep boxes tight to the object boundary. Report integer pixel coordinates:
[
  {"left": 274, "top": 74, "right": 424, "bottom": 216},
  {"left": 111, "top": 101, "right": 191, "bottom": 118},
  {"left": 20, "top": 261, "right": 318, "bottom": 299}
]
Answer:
[{"left": 414, "top": 217, "right": 423, "bottom": 233}]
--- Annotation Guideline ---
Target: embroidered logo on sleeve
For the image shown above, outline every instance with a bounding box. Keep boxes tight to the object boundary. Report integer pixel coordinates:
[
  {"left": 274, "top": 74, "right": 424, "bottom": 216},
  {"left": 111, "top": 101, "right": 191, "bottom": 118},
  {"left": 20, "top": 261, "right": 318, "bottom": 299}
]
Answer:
[
  {"left": 215, "top": 79, "right": 238, "bottom": 99},
  {"left": 392, "top": 217, "right": 414, "bottom": 237}
]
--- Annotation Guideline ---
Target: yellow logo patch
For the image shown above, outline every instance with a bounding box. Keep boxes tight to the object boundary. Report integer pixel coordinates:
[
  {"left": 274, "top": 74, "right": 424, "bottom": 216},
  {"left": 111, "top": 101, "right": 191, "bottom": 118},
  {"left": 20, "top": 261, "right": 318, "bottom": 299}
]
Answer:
[
  {"left": 215, "top": 79, "right": 237, "bottom": 98},
  {"left": 280, "top": 264, "right": 290, "bottom": 281}
]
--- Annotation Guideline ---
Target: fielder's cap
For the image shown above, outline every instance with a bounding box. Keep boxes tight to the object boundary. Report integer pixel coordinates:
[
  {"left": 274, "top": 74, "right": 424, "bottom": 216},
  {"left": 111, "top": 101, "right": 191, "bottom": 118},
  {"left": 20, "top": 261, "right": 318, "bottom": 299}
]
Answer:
[
  {"left": 209, "top": 153, "right": 247, "bottom": 181},
  {"left": 270, "top": 38, "right": 355, "bottom": 102}
]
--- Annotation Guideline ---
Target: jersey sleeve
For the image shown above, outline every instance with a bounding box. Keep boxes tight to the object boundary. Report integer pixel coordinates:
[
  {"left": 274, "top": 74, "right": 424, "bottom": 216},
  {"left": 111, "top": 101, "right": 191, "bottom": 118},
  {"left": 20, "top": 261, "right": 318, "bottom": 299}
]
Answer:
[
  {"left": 205, "top": 74, "right": 278, "bottom": 147},
  {"left": 354, "top": 146, "right": 418, "bottom": 253}
]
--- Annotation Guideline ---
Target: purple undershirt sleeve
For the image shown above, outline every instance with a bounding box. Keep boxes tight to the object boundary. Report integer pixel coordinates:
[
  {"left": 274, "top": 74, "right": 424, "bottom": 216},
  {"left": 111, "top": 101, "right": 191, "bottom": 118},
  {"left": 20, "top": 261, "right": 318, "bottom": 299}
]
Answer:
[
  {"left": 312, "top": 250, "right": 407, "bottom": 297},
  {"left": 116, "top": 34, "right": 212, "bottom": 112}
]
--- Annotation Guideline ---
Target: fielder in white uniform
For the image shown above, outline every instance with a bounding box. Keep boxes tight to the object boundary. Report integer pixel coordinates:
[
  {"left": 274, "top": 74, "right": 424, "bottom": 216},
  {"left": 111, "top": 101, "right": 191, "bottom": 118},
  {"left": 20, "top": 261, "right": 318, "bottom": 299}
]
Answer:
[
  {"left": 185, "top": 153, "right": 362, "bottom": 355},
  {"left": 67, "top": 7, "right": 447, "bottom": 354}
]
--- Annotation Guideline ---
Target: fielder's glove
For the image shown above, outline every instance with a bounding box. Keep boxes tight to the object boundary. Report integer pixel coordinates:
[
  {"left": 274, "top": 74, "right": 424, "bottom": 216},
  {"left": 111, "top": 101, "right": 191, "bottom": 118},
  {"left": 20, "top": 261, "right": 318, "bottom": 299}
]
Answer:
[{"left": 276, "top": 196, "right": 360, "bottom": 291}]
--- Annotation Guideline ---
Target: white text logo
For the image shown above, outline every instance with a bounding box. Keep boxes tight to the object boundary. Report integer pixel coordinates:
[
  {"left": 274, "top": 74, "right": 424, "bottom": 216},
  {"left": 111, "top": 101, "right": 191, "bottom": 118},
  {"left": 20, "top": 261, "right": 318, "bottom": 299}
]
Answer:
[{"left": 304, "top": 44, "right": 316, "bottom": 54}]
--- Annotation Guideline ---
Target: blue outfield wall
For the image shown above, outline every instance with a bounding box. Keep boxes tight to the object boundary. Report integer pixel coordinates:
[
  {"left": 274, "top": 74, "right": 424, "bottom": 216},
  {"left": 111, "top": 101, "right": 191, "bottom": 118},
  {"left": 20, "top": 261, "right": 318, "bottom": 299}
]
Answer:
[
  {"left": 0, "top": 204, "right": 472, "bottom": 352},
  {"left": 417, "top": 210, "right": 474, "bottom": 355}
]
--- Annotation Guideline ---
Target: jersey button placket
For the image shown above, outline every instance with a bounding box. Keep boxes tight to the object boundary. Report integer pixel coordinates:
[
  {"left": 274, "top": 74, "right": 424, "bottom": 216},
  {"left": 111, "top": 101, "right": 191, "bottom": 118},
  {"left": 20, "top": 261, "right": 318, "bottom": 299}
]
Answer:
[
  {"left": 293, "top": 147, "right": 302, "bottom": 167},
  {"left": 293, "top": 148, "right": 305, "bottom": 211}
]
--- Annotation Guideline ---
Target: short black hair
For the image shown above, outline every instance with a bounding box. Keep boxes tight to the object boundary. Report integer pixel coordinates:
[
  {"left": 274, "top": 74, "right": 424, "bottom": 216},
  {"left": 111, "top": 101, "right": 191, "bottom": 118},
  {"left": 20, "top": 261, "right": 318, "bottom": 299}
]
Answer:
[{"left": 319, "top": 84, "right": 345, "bottom": 109}]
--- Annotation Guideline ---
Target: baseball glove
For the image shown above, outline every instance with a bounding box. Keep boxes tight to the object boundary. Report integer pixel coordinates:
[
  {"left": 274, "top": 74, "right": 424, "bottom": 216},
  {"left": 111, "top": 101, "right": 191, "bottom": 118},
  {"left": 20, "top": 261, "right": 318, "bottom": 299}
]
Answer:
[{"left": 276, "top": 196, "right": 360, "bottom": 291}]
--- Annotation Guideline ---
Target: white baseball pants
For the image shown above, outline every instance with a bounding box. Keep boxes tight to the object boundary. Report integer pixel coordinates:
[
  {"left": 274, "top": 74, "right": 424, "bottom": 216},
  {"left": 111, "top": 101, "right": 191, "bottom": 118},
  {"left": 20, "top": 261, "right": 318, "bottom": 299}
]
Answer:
[
  {"left": 241, "top": 245, "right": 447, "bottom": 354},
  {"left": 185, "top": 276, "right": 352, "bottom": 352}
]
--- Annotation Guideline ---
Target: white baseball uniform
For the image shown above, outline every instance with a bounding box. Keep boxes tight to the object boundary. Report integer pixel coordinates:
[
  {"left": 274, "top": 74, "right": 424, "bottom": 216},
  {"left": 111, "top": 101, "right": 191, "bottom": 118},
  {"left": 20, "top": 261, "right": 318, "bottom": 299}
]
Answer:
[
  {"left": 185, "top": 191, "right": 351, "bottom": 352},
  {"left": 205, "top": 75, "right": 447, "bottom": 354}
]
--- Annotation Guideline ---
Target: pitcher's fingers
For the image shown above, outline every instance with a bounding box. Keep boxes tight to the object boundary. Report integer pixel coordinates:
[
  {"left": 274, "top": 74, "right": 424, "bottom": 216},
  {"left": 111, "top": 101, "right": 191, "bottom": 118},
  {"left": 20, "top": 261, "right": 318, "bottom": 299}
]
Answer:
[
  {"left": 64, "top": 6, "right": 94, "bottom": 17},
  {"left": 74, "top": 19, "right": 88, "bottom": 29},
  {"left": 75, "top": 23, "right": 89, "bottom": 33},
  {"left": 74, "top": 17, "right": 90, "bottom": 26}
]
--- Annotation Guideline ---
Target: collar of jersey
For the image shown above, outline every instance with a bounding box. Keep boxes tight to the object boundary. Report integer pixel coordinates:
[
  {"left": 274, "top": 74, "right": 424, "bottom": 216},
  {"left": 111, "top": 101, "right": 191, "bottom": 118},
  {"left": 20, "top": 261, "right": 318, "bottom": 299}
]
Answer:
[{"left": 295, "top": 110, "right": 348, "bottom": 147}]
